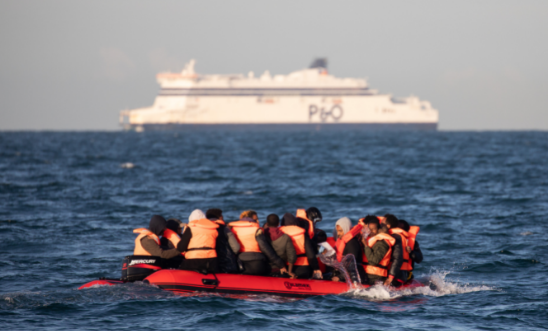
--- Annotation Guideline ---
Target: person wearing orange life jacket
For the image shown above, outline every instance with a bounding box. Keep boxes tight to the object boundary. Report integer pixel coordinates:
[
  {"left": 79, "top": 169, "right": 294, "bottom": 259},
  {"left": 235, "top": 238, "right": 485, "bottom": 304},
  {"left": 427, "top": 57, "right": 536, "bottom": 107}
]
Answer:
[
  {"left": 330, "top": 217, "right": 368, "bottom": 284},
  {"left": 229, "top": 216, "right": 287, "bottom": 276},
  {"left": 205, "top": 208, "right": 240, "bottom": 274},
  {"left": 160, "top": 219, "right": 184, "bottom": 249},
  {"left": 176, "top": 209, "right": 220, "bottom": 274},
  {"left": 399, "top": 220, "right": 423, "bottom": 281},
  {"left": 240, "top": 210, "right": 259, "bottom": 222},
  {"left": 280, "top": 213, "right": 322, "bottom": 279},
  {"left": 158, "top": 218, "right": 186, "bottom": 268},
  {"left": 133, "top": 215, "right": 183, "bottom": 259},
  {"left": 263, "top": 214, "right": 297, "bottom": 278},
  {"left": 365, "top": 215, "right": 380, "bottom": 238},
  {"left": 362, "top": 224, "right": 396, "bottom": 285},
  {"left": 382, "top": 214, "right": 407, "bottom": 287}
]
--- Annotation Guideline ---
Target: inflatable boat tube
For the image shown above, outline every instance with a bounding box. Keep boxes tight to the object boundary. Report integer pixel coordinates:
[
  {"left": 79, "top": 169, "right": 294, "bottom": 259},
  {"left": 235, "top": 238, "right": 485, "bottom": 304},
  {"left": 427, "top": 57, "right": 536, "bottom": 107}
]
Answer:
[{"left": 79, "top": 270, "right": 424, "bottom": 298}]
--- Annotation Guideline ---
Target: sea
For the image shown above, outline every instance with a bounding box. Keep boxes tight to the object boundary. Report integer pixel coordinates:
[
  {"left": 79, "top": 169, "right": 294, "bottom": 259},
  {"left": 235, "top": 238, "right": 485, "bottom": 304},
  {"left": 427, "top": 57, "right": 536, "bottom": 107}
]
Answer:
[{"left": 1, "top": 130, "right": 547, "bottom": 330}]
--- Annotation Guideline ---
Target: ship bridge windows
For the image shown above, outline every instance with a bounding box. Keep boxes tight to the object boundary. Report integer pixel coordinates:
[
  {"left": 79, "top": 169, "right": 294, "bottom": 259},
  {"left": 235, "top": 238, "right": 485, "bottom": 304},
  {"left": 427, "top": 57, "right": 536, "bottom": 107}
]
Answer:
[{"left": 390, "top": 97, "right": 406, "bottom": 104}]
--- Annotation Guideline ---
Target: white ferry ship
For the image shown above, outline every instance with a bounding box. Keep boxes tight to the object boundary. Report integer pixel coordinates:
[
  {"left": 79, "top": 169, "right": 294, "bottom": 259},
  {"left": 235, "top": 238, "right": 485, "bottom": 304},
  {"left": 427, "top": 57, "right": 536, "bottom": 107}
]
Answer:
[{"left": 120, "top": 59, "right": 438, "bottom": 131}]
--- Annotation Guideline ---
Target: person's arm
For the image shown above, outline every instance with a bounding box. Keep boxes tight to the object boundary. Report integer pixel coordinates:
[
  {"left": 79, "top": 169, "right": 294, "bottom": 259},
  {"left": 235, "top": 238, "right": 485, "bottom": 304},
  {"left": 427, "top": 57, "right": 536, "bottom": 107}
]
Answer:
[
  {"left": 285, "top": 235, "right": 297, "bottom": 265},
  {"left": 176, "top": 226, "right": 192, "bottom": 252},
  {"left": 364, "top": 241, "right": 389, "bottom": 265},
  {"left": 256, "top": 230, "right": 286, "bottom": 269},
  {"left": 225, "top": 227, "right": 241, "bottom": 254},
  {"left": 304, "top": 235, "right": 320, "bottom": 270},
  {"left": 410, "top": 240, "right": 423, "bottom": 264},
  {"left": 388, "top": 235, "right": 403, "bottom": 278},
  {"left": 141, "top": 237, "right": 181, "bottom": 259},
  {"left": 343, "top": 238, "right": 362, "bottom": 259}
]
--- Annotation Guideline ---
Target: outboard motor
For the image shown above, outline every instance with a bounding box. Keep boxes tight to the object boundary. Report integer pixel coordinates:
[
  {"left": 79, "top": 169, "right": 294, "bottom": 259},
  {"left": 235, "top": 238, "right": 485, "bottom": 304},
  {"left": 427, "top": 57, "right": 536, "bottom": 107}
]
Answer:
[{"left": 121, "top": 255, "right": 164, "bottom": 281}]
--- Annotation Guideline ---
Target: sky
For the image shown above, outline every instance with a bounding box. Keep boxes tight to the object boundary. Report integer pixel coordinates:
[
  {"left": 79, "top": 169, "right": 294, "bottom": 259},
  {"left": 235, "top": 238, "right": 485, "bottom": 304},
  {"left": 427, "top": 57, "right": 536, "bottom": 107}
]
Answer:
[{"left": 1, "top": 0, "right": 547, "bottom": 131}]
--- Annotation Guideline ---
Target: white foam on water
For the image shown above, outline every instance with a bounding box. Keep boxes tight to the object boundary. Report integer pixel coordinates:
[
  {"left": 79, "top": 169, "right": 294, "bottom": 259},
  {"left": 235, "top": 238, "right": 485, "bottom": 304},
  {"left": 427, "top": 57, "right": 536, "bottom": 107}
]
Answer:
[
  {"left": 120, "top": 162, "right": 135, "bottom": 169},
  {"left": 347, "top": 270, "right": 496, "bottom": 301}
]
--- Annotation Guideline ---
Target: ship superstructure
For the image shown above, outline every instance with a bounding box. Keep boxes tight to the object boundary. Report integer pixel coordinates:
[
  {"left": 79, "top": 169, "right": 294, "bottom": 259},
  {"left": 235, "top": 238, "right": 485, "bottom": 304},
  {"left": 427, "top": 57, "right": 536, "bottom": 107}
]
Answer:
[{"left": 120, "top": 59, "right": 438, "bottom": 131}]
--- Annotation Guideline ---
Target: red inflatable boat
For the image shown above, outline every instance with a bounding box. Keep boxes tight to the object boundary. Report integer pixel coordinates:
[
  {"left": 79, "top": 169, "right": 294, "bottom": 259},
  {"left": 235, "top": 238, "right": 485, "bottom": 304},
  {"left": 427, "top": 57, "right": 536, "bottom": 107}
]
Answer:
[{"left": 79, "top": 269, "right": 424, "bottom": 298}]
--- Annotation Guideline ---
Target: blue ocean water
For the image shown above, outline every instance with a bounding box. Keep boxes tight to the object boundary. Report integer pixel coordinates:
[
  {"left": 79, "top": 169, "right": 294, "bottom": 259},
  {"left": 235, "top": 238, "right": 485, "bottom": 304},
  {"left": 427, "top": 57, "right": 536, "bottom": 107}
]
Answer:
[{"left": 1, "top": 131, "right": 547, "bottom": 330}]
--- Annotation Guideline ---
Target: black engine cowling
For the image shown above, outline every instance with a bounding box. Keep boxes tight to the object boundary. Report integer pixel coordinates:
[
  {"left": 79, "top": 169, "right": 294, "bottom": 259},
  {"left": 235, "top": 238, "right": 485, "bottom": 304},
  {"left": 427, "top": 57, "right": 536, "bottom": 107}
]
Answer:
[{"left": 121, "top": 255, "right": 164, "bottom": 281}]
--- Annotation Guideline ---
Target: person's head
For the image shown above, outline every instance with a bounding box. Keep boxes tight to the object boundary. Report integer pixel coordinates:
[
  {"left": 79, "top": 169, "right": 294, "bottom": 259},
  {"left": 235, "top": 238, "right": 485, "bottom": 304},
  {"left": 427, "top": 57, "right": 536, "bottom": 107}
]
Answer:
[
  {"left": 334, "top": 217, "right": 352, "bottom": 239},
  {"left": 384, "top": 214, "right": 399, "bottom": 229},
  {"left": 363, "top": 215, "right": 380, "bottom": 236},
  {"left": 315, "top": 229, "right": 327, "bottom": 243},
  {"left": 206, "top": 208, "right": 223, "bottom": 221},
  {"left": 306, "top": 207, "right": 322, "bottom": 223},
  {"left": 166, "top": 219, "right": 183, "bottom": 234},
  {"left": 398, "top": 220, "right": 410, "bottom": 232},
  {"left": 240, "top": 210, "right": 258, "bottom": 222},
  {"left": 149, "top": 215, "right": 167, "bottom": 236},
  {"left": 265, "top": 214, "right": 280, "bottom": 228},
  {"left": 281, "top": 213, "right": 298, "bottom": 226},
  {"left": 378, "top": 224, "right": 389, "bottom": 234},
  {"left": 189, "top": 209, "right": 206, "bottom": 222}
]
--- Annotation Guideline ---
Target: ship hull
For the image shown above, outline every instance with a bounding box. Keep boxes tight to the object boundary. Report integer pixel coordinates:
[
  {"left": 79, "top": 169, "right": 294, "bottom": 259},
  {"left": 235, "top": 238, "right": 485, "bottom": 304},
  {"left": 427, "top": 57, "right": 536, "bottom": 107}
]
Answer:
[{"left": 128, "top": 122, "right": 437, "bottom": 131}]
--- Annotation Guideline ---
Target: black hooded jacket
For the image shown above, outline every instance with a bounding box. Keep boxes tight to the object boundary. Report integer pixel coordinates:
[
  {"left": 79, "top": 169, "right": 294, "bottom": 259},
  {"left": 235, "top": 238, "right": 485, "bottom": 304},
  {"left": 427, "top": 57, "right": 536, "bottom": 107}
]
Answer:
[
  {"left": 281, "top": 213, "right": 319, "bottom": 270},
  {"left": 140, "top": 215, "right": 181, "bottom": 259},
  {"left": 389, "top": 232, "right": 404, "bottom": 280}
]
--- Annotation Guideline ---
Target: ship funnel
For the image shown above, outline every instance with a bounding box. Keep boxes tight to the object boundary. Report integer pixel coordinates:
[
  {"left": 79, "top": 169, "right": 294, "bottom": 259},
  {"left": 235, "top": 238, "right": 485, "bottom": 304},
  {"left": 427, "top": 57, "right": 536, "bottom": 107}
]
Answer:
[
  {"left": 182, "top": 59, "right": 196, "bottom": 76},
  {"left": 309, "top": 58, "right": 327, "bottom": 69}
]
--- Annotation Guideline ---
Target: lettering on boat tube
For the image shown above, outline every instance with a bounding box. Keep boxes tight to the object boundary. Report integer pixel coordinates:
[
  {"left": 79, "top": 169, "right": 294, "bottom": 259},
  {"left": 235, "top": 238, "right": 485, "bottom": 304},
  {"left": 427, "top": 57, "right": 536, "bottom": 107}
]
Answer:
[
  {"left": 309, "top": 105, "right": 344, "bottom": 123},
  {"left": 284, "top": 281, "right": 312, "bottom": 290}
]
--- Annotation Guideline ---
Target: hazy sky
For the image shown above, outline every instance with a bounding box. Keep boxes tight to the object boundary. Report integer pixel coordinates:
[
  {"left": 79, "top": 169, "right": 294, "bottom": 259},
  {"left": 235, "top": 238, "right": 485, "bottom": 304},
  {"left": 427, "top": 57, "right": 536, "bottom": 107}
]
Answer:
[{"left": 1, "top": 0, "right": 547, "bottom": 130}]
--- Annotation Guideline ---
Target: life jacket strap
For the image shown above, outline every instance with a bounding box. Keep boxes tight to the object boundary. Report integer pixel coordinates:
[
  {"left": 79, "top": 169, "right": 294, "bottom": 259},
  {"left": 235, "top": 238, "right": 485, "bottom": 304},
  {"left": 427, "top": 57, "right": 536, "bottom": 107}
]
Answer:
[
  {"left": 187, "top": 247, "right": 214, "bottom": 251},
  {"left": 367, "top": 263, "right": 388, "bottom": 270}
]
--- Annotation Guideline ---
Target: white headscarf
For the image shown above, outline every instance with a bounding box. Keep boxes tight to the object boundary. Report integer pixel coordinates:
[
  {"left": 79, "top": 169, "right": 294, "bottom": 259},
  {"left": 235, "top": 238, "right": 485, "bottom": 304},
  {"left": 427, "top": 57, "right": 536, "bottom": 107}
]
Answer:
[
  {"left": 188, "top": 209, "right": 206, "bottom": 222},
  {"left": 334, "top": 217, "right": 352, "bottom": 238}
]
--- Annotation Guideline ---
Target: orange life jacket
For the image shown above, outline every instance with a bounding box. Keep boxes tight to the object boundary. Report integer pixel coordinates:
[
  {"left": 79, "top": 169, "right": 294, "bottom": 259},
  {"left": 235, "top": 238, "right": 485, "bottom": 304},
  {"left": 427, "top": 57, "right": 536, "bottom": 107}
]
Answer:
[
  {"left": 296, "top": 209, "right": 315, "bottom": 239},
  {"left": 389, "top": 228, "right": 411, "bottom": 271},
  {"left": 133, "top": 228, "right": 160, "bottom": 256},
  {"left": 214, "top": 220, "right": 225, "bottom": 226},
  {"left": 280, "top": 225, "right": 308, "bottom": 266},
  {"left": 362, "top": 233, "right": 396, "bottom": 277},
  {"left": 185, "top": 219, "right": 219, "bottom": 259},
  {"left": 230, "top": 220, "right": 261, "bottom": 253},
  {"left": 407, "top": 225, "right": 420, "bottom": 270},
  {"left": 335, "top": 223, "right": 363, "bottom": 262},
  {"left": 162, "top": 228, "right": 184, "bottom": 255},
  {"left": 326, "top": 237, "right": 336, "bottom": 248}
]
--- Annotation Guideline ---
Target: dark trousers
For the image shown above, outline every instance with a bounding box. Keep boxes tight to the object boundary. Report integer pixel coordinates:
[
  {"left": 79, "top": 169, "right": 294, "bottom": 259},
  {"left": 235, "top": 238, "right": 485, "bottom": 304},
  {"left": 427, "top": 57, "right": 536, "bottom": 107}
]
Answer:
[
  {"left": 293, "top": 265, "right": 312, "bottom": 279},
  {"left": 366, "top": 274, "right": 386, "bottom": 285},
  {"left": 241, "top": 260, "right": 269, "bottom": 276},
  {"left": 180, "top": 258, "right": 218, "bottom": 274}
]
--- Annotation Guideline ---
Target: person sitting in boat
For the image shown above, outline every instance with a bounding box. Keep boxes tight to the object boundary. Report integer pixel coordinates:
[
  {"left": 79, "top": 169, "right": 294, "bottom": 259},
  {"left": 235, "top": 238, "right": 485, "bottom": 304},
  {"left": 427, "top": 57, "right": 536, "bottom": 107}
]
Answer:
[
  {"left": 176, "top": 209, "right": 220, "bottom": 274},
  {"left": 133, "top": 215, "right": 183, "bottom": 259},
  {"left": 160, "top": 219, "right": 184, "bottom": 249},
  {"left": 331, "top": 217, "right": 367, "bottom": 284},
  {"left": 229, "top": 215, "right": 287, "bottom": 276},
  {"left": 362, "top": 223, "right": 396, "bottom": 285},
  {"left": 206, "top": 208, "right": 240, "bottom": 274},
  {"left": 279, "top": 213, "right": 322, "bottom": 279},
  {"left": 240, "top": 210, "right": 259, "bottom": 222},
  {"left": 295, "top": 207, "right": 325, "bottom": 250},
  {"left": 398, "top": 219, "right": 422, "bottom": 281},
  {"left": 382, "top": 214, "right": 407, "bottom": 286},
  {"left": 365, "top": 216, "right": 380, "bottom": 238},
  {"left": 263, "top": 214, "right": 297, "bottom": 278}
]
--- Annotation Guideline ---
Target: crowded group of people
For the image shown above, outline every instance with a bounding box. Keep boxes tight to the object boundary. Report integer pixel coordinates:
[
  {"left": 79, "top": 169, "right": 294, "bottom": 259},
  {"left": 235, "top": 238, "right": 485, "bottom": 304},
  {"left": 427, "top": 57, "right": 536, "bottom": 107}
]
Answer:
[{"left": 132, "top": 207, "right": 423, "bottom": 287}]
